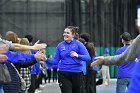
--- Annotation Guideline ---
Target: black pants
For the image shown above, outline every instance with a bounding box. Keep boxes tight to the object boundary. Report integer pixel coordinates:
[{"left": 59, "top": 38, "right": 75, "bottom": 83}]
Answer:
[
  {"left": 39, "top": 71, "right": 47, "bottom": 84},
  {"left": 81, "top": 75, "right": 86, "bottom": 93},
  {"left": 86, "top": 69, "right": 97, "bottom": 93},
  {"left": 47, "top": 69, "right": 51, "bottom": 83},
  {"left": 58, "top": 71, "right": 83, "bottom": 93},
  {"left": 28, "top": 75, "right": 38, "bottom": 93},
  {"left": 53, "top": 68, "right": 58, "bottom": 82}
]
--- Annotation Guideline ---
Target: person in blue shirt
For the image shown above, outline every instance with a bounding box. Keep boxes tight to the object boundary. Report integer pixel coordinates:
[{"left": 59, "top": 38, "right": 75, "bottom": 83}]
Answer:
[
  {"left": 0, "top": 50, "right": 45, "bottom": 93},
  {"left": 115, "top": 32, "right": 136, "bottom": 93},
  {"left": 45, "top": 26, "right": 90, "bottom": 93},
  {"left": 25, "top": 34, "right": 42, "bottom": 93},
  {"left": 90, "top": 23, "right": 140, "bottom": 93},
  {"left": 0, "top": 32, "right": 46, "bottom": 93}
]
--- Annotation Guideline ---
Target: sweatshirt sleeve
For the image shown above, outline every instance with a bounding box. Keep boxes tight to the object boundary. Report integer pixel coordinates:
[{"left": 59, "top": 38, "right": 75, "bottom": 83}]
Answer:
[
  {"left": 46, "top": 46, "right": 61, "bottom": 65},
  {"left": 0, "top": 39, "right": 15, "bottom": 50},
  {"left": 104, "top": 34, "right": 140, "bottom": 65},
  {"left": 6, "top": 51, "right": 35, "bottom": 63},
  {"left": 14, "top": 59, "right": 37, "bottom": 68}
]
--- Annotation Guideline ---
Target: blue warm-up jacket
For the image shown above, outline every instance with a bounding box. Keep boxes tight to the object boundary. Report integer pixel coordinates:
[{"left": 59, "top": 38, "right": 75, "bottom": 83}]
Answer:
[{"left": 46, "top": 39, "right": 90, "bottom": 72}]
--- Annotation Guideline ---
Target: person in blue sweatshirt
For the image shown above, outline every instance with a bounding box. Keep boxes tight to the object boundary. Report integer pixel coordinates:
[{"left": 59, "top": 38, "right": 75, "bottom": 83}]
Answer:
[
  {"left": 45, "top": 26, "right": 90, "bottom": 93},
  {"left": 25, "top": 34, "right": 42, "bottom": 93},
  {"left": 0, "top": 50, "right": 45, "bottom": 93},
  {"left": 115, "top": 32, "right": 137, "bottom": 93},
  {"left": 90, "top": 23, "right": 140, "bottom": 93},
  {"left": 0, "top": 32, "right": 46, "bottom": 93}
]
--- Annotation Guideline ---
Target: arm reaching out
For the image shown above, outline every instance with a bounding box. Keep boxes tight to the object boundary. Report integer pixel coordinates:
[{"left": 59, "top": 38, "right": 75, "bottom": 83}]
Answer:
[
  {"left": 91, "top": 34, "right": 140, "bottom": 67},
  {"left": 13, "top": 40, "right": 47, "bottom": 50}
]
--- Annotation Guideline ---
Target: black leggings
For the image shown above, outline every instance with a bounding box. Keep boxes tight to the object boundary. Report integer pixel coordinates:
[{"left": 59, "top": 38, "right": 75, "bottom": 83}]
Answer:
[{"left": 58, "top": 71, "right": 83, "bottom": 93}]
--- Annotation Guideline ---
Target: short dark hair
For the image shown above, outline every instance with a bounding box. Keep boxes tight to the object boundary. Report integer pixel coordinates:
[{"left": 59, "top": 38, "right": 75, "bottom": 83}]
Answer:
[
  {"left": 25, "top": 35, "right": 33, "bottom": 43},
  {"left": 80, "top": 33, "right": 90, "bottom": 42},
  {"left": 120, "top": 32, "right": 131, "bottom": 41}
]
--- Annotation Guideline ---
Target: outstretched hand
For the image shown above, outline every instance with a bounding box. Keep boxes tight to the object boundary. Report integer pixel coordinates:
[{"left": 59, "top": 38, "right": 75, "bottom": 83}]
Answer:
[
  {"left": 0, "top": 54, "right": 8, "bottom": 62},
  {"left": 34, "top": 51, "right": 46, "bottom": 61},
  {"left": 0, "top": 44, "right": 8, "bottom": 54},
  {"left": 90, "top": 56, "right": 105, "bottom": 67},
  {"left": 33, "top": 40, "right": 47, "bottom": 50}
]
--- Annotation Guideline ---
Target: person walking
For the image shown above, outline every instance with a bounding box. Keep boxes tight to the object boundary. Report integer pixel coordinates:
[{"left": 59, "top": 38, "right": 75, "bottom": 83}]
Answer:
[
  {"left": 101, "top": 48, "right": 110, "bottom": 86},
  {"left": 45, "top": 26, "right": 90, "bottom": 93},
  {"left": 115, "top": 32, "right": 136, "bottom": 93},
  {"left": 80, "top": 33, "right": 97, "bottom": 93},
  {"left": 90, "top": 23, "right": 140, "bottom": 93}
]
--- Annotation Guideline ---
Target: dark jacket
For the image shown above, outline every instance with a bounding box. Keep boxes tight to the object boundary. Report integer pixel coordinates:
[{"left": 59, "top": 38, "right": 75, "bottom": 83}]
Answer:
[{"left": 3, "top": 59, "right": 37, "bottom": 93}]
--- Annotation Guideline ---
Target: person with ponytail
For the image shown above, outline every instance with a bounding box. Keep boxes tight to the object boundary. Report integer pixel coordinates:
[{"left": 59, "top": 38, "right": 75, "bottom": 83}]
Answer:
[{"left": 45, "top": 26, "right": 90, "bottom": 93}]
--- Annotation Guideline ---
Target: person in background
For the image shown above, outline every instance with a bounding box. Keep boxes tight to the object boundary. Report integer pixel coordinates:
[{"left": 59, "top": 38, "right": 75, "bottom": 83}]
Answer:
[
  {"left": 80, "top": 33, "right": 96, "bottom": 93},
  {"left": 39, "top": 50, "right": 47, "bottom": 84},
  {"left": 28, "top": 62, "right": 41, "bottom": 93},
  {"left": 3, "top": 33, "right": 44, "bottom": 93},
  {"left": 5, "top": 31, "right": 46, "bottom": 51},
  {"left": 0, "top": 44, "right": 8, "bottom": 93},
  {"left": 52, "top": 64, "right": 58, "bottom": 82},
  {"left": 100, "top": 48, "right": 110, "bottom": 86},
  {"left": 90, "top": 22, "right": 140, "bottom": 93},
  {"left": 0, "top": 32, "right": 46, "bottom": 63},
  {"left": 45, "top": 26, "right": 90, "bottom": 93},
  {"left": 1, "top": 48, "right": 45, "bottom": 93},
  {"left": 25, "top": 34, "right": 42, "bottom": 93},
  {"left": 46, "top": 54, "right": 53, "bottom": 83},
  {"left": 19, "top": 38, "right": 32, "bottom": 93},
  {"left": 0, "top": 33, "right": 46, "bottom": 93},
  {"left": 115, "top": 32, "right": 136, "bottom": 93}
]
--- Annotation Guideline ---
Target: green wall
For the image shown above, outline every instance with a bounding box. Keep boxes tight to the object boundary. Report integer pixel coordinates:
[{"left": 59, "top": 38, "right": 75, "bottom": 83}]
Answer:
[{"left": 45, "top": 47, "right": 56, "bottom": 57}]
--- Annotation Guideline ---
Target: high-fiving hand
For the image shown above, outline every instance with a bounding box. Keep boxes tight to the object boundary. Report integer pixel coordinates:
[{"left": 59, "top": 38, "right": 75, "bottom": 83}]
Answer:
[
  {"left": 33, "top": 40, "right": 47, "bottom": 50},
  {"left": 90, "top": 56, "right": 105, "bottom": 67},
  {"left": 34, "top": 51, "right": 46, "bottom": 61}
]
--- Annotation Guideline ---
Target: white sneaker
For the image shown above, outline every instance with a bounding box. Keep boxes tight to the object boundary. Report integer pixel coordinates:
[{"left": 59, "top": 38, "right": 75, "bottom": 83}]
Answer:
[
  {"left": 35, "top": 89, "right": 42, "bottom": 93},
  {"left": 40, "top": 85, "right": 46, "bottom": 88}
]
